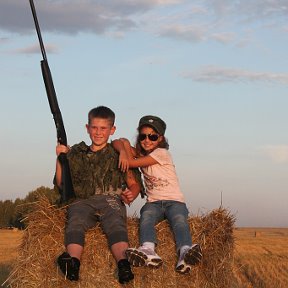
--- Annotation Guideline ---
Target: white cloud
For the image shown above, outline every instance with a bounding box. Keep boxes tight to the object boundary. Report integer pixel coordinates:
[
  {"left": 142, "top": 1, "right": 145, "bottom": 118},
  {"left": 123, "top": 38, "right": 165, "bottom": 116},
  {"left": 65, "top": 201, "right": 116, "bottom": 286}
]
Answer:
[
  {"left": 205, "top": 0, "right": 288, "bottom": 20},
  {"left": 0, "top": 0, "right": 287, "bottom": 44},
  {"left": 154, "top": 1, "right": 288, "bottom": 43},
  {"left": 0, "top": 0, "right": 179, "bottom": 35},
  {"left": 154, "top": 0, "right": 183, "bottom": 4},
  {"left": 158, "top": 24, "right": 207, "bottom": 42},
  {"left": 0, "top": 37, "right": 9, "bottom": 43},
  {"left": 11, "top": 43, "right": 59, "bottom": 54},
  {"left": 211, "top": 32, "right": 235, "bottom": 44},
  {"left": 260, "top": 145, "right": 288, "bottom": 163},
  {"left": 180, "top": 65, "right": 288, "bottom": 85}
]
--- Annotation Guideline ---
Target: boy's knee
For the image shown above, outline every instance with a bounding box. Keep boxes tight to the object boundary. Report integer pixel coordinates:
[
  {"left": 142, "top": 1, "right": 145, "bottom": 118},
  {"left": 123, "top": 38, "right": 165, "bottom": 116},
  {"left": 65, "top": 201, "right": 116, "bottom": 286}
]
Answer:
[
  {"left": 65, "top": 230, "right": 86, "bottom": 247},
  {"left": 107, "top": 231, "right": 128, "bottom": 247}
]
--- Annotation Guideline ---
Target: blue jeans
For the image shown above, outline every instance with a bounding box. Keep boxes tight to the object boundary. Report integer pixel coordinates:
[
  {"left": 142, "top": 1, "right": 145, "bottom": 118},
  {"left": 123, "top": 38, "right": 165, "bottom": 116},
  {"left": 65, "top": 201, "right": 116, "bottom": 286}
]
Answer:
[{"left": 139, "top": 201, "right": 192, "bottom": 250}]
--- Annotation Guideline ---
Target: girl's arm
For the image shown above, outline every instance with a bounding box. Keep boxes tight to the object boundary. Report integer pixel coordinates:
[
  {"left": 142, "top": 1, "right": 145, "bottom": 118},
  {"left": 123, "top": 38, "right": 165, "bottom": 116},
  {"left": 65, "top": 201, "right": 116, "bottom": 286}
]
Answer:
[
  {"left": 127, "top": 154, "right": 158, "bottom": 168},
  {"left": 113, "top": 138, "right": 139, "bottom": 171},
  {"left": 113, "top": 138, "right": 158, "bottom": 169},
  {"left": 112, "top": 139, "right": 131, "bottom": 172}
]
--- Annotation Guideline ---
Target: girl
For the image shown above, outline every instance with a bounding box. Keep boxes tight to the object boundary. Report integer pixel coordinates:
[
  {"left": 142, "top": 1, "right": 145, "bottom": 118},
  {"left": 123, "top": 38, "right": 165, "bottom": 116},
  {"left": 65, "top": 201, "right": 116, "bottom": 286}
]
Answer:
[{"left": 113, "top": 115, "right": 202, "bottom": 274}]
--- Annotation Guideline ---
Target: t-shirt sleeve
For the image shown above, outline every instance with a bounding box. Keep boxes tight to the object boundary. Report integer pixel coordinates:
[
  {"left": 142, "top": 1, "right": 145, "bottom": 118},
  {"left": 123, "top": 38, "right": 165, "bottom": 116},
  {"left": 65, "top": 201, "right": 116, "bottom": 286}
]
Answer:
[{"left": 149, "top": 148, "right": 171, "bottom": 165}]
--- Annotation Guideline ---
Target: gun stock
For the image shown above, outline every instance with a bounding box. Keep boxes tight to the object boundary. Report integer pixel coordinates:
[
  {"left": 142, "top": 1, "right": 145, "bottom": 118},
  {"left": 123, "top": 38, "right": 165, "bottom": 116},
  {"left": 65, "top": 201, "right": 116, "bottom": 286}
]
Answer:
[{"left": 29, "top": 0, "right": 75, "bottom": 203}]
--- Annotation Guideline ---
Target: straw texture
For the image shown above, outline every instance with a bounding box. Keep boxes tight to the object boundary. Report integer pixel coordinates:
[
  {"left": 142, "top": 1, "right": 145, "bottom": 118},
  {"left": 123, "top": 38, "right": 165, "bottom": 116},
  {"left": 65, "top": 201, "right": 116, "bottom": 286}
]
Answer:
[{"left": 6, "top": 197, "right": 235, "bottom": 287}]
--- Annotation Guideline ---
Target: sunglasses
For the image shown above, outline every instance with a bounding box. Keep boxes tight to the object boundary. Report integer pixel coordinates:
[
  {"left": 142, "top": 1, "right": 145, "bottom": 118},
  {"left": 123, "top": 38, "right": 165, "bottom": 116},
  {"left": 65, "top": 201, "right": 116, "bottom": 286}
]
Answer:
[{"left": 139, "top": 133, "right": 159, "bottom": 141}]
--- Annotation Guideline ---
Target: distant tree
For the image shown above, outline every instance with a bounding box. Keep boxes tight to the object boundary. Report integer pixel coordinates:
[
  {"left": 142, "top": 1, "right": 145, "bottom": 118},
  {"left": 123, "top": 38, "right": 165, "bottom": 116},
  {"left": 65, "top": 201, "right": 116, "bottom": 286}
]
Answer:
[
  {"left": 0, "top": 201, "right": 6, "bottom": 227},
  {"left": 0, "top": 200, "right": 15, "bottom": 227},
  {"left": 12, "top": 198, "right": 26, "bottom": 229},
  {"left": 16, "top": 186, "right": 60, "bottom": 228},
  {"left": 24, "top": 186, "right": 59, "bottom": 204},
  {"left": 0, "top": 186, "right": 60, "bottom": 228}
]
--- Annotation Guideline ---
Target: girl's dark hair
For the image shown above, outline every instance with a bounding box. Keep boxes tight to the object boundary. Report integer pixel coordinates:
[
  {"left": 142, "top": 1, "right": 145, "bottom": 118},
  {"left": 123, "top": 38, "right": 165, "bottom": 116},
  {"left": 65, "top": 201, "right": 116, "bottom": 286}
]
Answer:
[{"left": 135, "top": 125, "right": 169, "bottom": 156}]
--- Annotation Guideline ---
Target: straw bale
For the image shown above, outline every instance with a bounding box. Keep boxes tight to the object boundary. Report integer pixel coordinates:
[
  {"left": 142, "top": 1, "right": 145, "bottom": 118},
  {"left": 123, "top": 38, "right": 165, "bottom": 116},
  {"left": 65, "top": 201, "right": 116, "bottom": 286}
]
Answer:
[{"left": 6, "top": 197, "right": 235, "bottom": 288}]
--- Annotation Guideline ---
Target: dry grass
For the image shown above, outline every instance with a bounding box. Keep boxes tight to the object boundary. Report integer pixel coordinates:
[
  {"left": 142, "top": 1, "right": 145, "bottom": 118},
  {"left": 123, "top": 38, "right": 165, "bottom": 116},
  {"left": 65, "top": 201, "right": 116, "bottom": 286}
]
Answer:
[
  {"left": 232, "top": 228, "right": 288, "bottom": 288},
  {"left": 1, "top": 207, "right": 288, "bottom": 288},
  {"left": 0, "top": 230, "right": 23, "bottom": 287},
  {"left": 4, "top": 197, "right": 235, "bottom": 288},
  {"left": 0, "top": 230, "right": 22, "bottom": 264}
]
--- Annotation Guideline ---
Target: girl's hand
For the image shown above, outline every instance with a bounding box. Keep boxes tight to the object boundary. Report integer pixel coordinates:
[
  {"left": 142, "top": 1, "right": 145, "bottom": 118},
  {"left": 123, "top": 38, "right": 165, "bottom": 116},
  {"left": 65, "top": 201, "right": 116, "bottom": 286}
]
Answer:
[
  {"left": 118, "top": 150, "right": 129, "bottom": 172},
  {"left": 56, "top": 144, "right": 70, "bottom": 156},
  {"left": 119, "top": 138, "right": 130, "bottom": 144}
]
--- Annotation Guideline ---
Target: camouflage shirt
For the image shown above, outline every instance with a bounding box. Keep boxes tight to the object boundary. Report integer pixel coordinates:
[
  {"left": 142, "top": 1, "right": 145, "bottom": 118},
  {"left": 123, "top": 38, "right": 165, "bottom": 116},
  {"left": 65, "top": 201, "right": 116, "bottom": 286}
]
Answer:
[{"left": 66, "top": 141, "right": 141, "bottom": 199}]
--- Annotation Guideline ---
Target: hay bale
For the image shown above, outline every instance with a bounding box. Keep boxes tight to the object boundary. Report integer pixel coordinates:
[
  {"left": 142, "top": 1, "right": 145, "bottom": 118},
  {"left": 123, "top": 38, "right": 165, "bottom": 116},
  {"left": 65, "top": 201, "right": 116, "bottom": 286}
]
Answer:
[{"left": 6, "top": 197, "right": 235, "bottom": 288}]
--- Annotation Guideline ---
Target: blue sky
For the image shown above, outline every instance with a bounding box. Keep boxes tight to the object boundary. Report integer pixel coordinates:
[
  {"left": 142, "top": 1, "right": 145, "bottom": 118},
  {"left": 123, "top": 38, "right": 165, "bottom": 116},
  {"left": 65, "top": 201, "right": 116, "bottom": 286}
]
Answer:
[{"left": 0, "top": 0, "right": 288, "bottom": 227}]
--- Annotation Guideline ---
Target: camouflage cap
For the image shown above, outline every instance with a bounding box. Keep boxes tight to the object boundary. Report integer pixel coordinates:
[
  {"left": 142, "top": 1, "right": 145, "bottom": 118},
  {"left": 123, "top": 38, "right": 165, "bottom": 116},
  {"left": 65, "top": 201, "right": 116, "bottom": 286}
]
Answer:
[{"left": 138, "top": 115, "right": 166, "bottom": 135}]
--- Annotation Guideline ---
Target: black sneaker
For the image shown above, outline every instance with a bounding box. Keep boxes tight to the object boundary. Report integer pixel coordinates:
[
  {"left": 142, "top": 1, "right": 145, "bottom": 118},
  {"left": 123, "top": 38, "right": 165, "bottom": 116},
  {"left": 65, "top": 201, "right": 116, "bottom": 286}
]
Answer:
[
  {"left": 117, "top": 259, "right": 134, "bottom": 284},
  {"left": 57, "top": 252, "right": 80, "bottom": 281}
]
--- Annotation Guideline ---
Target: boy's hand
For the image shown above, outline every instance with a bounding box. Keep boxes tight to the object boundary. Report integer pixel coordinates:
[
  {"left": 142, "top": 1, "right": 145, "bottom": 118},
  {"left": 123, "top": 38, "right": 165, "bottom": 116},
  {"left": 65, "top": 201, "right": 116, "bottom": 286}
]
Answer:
[
  {"left": 120, "top": 189, "right": 135, "bottom": 205},
  {"left": 56, "top": 144, "right": 70, "bottom": 156}
]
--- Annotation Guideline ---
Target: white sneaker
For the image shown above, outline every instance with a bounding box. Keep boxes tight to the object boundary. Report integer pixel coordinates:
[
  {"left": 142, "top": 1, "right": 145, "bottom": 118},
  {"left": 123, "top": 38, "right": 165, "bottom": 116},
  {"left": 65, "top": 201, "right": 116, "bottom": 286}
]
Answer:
[
  {"left": 176, "top": 244, "right": 202, "bottom": 274},
  {"left": 126, "top": 246, "right": 163, "bottom": 268}
]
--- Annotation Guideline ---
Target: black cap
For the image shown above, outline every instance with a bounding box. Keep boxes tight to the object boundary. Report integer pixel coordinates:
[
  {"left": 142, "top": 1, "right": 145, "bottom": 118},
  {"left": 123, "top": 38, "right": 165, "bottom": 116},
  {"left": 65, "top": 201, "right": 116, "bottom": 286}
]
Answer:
[{"left": 138, "top": 115, "right": 166, "bottom": 135}]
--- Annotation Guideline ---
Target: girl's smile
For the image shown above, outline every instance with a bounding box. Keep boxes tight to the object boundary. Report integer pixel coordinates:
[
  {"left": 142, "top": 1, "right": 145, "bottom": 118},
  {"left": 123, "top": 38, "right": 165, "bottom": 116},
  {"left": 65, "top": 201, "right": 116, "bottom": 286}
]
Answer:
[{"left": 139, "top": 126, "right": 162, "bottom": 153}]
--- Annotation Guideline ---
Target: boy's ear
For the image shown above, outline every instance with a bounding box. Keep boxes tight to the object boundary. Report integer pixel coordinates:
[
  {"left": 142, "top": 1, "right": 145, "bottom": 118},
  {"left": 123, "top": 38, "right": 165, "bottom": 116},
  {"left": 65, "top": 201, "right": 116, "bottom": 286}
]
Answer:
[{"left": 110, "top": 125, "right": 116, "bottom": 135}]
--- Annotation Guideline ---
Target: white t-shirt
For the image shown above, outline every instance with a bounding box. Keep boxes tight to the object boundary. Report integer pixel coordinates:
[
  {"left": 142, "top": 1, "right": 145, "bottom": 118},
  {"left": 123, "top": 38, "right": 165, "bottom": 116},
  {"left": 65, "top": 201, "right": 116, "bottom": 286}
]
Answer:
[{"left": 140, "top": 148, "right": 185, "bottom": 203}]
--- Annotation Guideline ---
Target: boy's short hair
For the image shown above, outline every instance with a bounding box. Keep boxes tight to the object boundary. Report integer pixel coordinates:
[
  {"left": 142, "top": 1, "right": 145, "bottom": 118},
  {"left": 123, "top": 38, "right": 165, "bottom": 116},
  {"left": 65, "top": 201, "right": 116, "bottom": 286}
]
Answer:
[{"left": 88, "top": 106, "right": 115, "bottom": 125}]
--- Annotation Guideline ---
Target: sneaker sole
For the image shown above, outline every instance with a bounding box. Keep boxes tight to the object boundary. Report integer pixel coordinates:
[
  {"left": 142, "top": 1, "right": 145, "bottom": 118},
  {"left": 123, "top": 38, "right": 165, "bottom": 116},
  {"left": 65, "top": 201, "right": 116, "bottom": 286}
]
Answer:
[
  {"left": 176, "top": 263, "right": 191, "bottom": 274},
  {"left": 126, "top": 249, "right": 163, "bottom": 268},
  {"left": 184, "top": 244, "right": 202, "bottom": 266}
]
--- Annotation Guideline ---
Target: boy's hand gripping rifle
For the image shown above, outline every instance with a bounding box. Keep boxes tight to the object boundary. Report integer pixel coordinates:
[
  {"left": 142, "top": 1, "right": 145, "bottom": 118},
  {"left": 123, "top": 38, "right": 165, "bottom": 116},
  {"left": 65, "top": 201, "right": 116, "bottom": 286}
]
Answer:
[{"left": 29, "top": 0, "right": 75, "bottom": 204}]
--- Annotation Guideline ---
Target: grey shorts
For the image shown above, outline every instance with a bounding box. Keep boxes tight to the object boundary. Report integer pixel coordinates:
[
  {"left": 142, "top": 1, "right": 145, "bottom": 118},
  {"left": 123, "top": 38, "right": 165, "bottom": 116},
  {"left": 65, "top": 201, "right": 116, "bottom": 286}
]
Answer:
[{"left": 65, "top": 195, "right": 128, "bottom": 247}]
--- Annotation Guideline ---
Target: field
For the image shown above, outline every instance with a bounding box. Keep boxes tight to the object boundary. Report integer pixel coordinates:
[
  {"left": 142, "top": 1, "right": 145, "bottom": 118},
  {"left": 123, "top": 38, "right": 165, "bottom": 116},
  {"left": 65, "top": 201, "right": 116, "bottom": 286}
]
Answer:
[
  {"left": 0, "top": 228, "right": 288, "bottom": 287},
  {"left": 0, "top": 229, "right": 22, "bottom": 287},
  {"left": 232, "top": 228, "right": 288, "bottom": 288}
]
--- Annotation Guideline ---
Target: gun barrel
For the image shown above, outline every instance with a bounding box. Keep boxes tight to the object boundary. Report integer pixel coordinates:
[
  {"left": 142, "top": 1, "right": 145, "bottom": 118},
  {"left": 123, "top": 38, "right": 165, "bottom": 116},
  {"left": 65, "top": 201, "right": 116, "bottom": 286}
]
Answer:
[
  {"left": 41, "top": 60, "right": 67, "bottom": 145},
  {"left": 29, "top": 0, "right": 75, "bottom": 203},
  {"left": 29, "top": 0, "right": 47, "bottom": 60}
]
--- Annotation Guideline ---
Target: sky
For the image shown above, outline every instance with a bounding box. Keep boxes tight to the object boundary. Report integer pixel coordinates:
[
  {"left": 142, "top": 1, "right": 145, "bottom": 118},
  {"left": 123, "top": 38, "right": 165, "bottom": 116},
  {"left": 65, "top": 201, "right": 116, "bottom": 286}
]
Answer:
[{"left": 0, "top": 0, "right": 288, "bottom": 227}]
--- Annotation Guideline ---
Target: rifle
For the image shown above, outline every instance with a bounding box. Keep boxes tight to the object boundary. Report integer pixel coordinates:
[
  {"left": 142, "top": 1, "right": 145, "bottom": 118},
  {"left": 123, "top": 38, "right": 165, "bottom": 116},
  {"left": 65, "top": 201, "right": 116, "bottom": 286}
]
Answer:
[{"left": 29, "top": 0, "right": 75, "bottom": 204}]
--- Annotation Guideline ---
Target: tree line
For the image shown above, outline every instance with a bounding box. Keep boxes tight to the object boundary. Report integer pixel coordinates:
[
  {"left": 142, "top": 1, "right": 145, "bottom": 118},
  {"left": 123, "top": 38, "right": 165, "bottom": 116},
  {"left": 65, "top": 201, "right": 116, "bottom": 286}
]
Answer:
[{"left": 0, "top": 186, "right": 59, "bottom": 229}]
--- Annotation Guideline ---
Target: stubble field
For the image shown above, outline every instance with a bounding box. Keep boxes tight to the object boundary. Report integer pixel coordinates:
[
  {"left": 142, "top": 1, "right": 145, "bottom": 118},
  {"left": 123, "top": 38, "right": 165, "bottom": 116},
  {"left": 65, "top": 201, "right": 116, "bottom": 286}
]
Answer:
[
  {"left": 0, "top": 227, "right": 287, "bottom": 287},
  {"left": 0, "top": 229, "right": 22, "bottom": 287},
  {"left": 232, "top": 227, "right": 288, "bottom": 288}
]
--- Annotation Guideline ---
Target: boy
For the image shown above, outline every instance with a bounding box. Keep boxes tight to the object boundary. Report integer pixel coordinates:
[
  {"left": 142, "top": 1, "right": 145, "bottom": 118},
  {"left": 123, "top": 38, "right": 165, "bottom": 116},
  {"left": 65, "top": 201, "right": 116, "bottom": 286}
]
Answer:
[{"left": 55, "top": 106, "right": 142, "bottom": 284}]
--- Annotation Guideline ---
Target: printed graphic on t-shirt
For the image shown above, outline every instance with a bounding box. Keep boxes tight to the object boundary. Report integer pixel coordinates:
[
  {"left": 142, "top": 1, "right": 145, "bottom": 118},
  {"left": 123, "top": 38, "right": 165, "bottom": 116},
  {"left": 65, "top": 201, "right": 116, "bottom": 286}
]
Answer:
[{"left": 144, "top": 174, "right": 169, "bottom": 190}]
